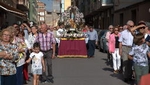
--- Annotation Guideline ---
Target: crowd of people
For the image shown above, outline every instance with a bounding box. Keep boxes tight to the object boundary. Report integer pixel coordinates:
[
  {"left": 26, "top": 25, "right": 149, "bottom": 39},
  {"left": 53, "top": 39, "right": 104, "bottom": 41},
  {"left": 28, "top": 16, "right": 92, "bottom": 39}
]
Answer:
[
  {"left": 0, "top": 22, "right": 57, "bottom": 85},
  {"left": 0, "top": 19, "right": 150, "bottom": 85},
  {"left": 0, "top": 21, "right": 99, "bottom": 85},
  {"left": 106, "top": 20, "right": 150, "bottom": 85}
]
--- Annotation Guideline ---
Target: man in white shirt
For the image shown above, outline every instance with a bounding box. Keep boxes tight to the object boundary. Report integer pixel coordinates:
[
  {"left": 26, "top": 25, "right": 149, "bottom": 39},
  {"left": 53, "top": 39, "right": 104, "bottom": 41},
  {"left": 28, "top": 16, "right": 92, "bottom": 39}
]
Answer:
[{"left": 119, "top": 20, "right": 134, "bottom": 82}]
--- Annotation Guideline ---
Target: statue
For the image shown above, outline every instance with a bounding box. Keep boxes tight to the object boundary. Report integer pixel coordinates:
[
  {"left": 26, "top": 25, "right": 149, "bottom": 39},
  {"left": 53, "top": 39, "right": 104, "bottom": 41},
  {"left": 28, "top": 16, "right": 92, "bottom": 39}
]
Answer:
[{"left": 59, "top": 5, "right": 85, "bottom": 32}]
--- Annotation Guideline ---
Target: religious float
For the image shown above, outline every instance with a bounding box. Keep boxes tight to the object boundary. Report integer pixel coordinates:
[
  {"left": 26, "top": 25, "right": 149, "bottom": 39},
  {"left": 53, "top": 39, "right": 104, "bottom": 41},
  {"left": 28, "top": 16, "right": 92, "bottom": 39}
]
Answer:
[
  {"left": 57, "top": 5, "right": 87, "bottom": 58},
  {"left": 59, "top": 5, "right": 86, "bottom": 38}
]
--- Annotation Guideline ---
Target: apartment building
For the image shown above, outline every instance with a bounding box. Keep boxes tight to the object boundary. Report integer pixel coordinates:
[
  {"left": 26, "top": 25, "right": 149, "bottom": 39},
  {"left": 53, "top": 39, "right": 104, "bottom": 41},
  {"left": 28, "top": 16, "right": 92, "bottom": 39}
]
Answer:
[
  {"left": 74, "top": 0, "right": 150, "bottom": 29},
  {"left": 74, "top": 0, "right": 113, "bottom": 29},
  {"left": 29, "top": 0, "right": 38, "bottom": 25},
  {"left": 60, "top": 0, "right": 71, "bottom": 13},
  {"left": 114, "top": 0, "right": 150, "bottom": 26},
  {"left": 37, "top": 1, "right": 46, "bottom": 25}
]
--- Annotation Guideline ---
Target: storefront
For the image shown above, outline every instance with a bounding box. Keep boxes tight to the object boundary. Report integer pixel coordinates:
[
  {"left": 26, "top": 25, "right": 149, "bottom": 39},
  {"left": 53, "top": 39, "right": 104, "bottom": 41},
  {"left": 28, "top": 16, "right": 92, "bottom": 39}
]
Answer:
[{"left": 0, "top": 1, "right": 26, "bottom": 29}]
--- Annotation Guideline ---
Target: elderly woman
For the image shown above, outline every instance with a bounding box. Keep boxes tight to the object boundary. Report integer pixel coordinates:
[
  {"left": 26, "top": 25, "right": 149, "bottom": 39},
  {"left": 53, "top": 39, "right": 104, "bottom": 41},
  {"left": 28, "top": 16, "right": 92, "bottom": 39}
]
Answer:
[{"left": 0, "top": 28, "right": 18, "bottom": 85}]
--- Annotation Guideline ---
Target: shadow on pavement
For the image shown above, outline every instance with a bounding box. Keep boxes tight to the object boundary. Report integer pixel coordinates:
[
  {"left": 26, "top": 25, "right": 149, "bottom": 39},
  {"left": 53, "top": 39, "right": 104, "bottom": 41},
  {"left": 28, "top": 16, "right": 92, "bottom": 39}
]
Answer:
[{"left": 101, "top": 58, "right": 113, "bottom": 67}]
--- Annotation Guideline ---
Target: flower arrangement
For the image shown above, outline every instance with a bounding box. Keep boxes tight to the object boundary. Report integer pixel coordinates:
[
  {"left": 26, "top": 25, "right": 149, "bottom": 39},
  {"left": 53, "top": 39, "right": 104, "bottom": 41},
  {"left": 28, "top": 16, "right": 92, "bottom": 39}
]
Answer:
[{"left": 58, "top": 5, "right": 86, "bottom": 39}]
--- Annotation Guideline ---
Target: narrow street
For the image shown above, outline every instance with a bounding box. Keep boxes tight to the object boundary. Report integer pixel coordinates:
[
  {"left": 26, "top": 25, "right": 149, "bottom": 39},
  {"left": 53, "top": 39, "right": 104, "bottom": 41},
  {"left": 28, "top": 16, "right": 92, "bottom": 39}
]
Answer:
[{"left": 26, "top": 49, "right": 129, "bottom": 85}]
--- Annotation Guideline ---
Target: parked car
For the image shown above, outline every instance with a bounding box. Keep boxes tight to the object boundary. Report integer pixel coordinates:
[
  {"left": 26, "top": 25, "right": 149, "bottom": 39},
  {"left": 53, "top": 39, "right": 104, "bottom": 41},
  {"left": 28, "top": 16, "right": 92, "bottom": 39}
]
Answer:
[
  {"left": 98, "top": 30, "right": 108, "bottom": 52},
  {"left": 95, "top": 29, "right": 101, "bottom": 49}
]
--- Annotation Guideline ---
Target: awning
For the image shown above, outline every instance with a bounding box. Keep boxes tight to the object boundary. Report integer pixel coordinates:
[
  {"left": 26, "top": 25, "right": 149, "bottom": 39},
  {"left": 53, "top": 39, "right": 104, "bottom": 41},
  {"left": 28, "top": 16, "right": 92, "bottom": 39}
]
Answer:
[{"left": 0, "top": 1, "right": 26, "bottom": 17}]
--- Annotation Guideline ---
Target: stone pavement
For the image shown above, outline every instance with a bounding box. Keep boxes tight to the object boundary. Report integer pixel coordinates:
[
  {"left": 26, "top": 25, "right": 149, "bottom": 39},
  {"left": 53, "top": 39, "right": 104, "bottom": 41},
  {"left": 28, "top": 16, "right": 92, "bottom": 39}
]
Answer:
[{"left": 26, "top": 49, "right": 130, "bottom": 85}]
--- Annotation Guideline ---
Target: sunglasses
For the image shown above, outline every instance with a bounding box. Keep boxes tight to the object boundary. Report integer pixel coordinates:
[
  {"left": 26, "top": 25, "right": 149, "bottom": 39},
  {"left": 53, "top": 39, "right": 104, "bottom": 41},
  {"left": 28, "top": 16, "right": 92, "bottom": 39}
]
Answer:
[
  {"left": 139, "top": 27, "right": 145, "bottom": 29},
  {"left": 129, "top": 26, "right": 134, "bottom": 27}
]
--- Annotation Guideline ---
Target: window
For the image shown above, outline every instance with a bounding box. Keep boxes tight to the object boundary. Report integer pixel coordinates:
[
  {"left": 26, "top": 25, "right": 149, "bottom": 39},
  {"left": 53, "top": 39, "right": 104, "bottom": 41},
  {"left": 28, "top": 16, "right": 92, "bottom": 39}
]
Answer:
[
  {"left": 120, "top": 13, "right": 123, "bottom": 26},
  {"left": 131, "top": 10, "right": 136, "bottom": 24},
  {"left": 40, "top": 12, "right": 44, "bottom": 16},
  {"left": 40, "top": 17, "right": 44, "bottom": 21}
]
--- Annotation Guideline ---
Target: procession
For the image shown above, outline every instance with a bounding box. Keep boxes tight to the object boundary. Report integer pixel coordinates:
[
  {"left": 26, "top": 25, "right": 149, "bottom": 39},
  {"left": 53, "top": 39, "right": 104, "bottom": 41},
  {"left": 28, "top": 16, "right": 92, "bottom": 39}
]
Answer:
[{"left": 0, "top": 0, "right": 150, "bottom": 85}]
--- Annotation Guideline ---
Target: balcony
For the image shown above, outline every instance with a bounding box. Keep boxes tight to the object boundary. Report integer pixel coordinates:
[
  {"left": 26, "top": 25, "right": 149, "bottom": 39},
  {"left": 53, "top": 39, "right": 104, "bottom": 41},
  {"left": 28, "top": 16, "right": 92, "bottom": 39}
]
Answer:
[
  {"left": 101, "top": 0, "right": 113, "bottom": 6},
  {"left": 17, "top": 0, "right": 29, "bottom": 11}
]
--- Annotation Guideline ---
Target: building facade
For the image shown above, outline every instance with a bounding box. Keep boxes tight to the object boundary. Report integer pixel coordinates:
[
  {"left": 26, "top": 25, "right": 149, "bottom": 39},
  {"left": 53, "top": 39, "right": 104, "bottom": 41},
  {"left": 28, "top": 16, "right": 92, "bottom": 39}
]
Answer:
[
  {"left": 74, "top": 0, "right": 114, "bottom": 29},
  {"left": 113, "top": 0, "right": 150, "bottom": 26},
  {"left": 0, "top": 0, "right": 27, "bottom": 29},
  {"left": 29, "top": 0, "right": 38, "bottom": 24},
  {"left": 74, "top": 0, "right": 150, "bottom": 29},
  {"left": 37, "top": 1, "right": 46, "bottom": 25}
]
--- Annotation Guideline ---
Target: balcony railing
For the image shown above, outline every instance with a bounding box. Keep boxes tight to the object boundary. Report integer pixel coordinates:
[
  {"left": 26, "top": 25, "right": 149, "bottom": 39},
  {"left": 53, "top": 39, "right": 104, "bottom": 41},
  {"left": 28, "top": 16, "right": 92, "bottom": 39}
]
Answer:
[{"left": 17, "top": 0, "right": 29, "bottom": 11}]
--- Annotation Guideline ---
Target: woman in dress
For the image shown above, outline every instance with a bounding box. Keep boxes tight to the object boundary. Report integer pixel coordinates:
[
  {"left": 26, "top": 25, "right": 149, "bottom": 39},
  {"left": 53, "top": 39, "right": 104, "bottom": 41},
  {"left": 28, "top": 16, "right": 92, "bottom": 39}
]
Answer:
[{"left": 0, "top": 28, "right": 18, "bottom": 85}]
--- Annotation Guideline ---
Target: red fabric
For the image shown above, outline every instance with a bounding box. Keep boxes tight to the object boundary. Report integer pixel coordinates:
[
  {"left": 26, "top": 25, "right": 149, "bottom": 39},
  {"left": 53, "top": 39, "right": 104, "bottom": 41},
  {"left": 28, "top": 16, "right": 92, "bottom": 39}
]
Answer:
[
  {"left": 23, "top": 63, "right": 29, "bottom": 80},
  {"left": 139, "top": 74, "right": 150, "bottom": 85},
  {"left": 58, "top": 39, "right": 87, "bottom": 56}
]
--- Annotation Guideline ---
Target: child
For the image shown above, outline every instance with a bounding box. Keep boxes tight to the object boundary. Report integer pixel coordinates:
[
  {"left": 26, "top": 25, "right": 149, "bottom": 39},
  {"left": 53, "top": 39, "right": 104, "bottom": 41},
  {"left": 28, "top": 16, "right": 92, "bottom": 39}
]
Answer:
[
  {"left": 128, "top": 33, "right": 150, "bottom": 85},
  {"left": 26, "top": 42, "right": 45, "bottom": 85}
]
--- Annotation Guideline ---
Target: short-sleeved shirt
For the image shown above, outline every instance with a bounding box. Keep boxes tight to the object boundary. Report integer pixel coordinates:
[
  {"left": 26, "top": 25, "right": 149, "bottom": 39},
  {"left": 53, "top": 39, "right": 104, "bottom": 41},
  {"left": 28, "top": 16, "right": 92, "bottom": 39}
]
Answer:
[
  {"left": 35, "top": 32, "right": 56, "bottom": 51},
  {"left": 129, "top": 44, "right": 150, "bottom": 66},
  {"left": 30, "top": 52, "right": 43, "bottom": 70},
  {"left": 119, "top": 29, "right": 133, "bottom": 46},
  {"left": 0, "top": 42, "right": 18, "bottom": 75}
]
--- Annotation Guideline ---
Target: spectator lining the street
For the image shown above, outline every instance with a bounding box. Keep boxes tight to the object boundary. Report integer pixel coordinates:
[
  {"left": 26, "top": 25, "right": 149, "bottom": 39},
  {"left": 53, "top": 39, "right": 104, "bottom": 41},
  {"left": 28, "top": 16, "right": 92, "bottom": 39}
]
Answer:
[
  {"left": 119, "top": 20, "right": 134, "bottom": 83},
  {"left": 35, "top": 24, "right": 56, "bottom": 83},
  {"left": 108, "top": 26, "right": 121, "bottom": 74},
  {"left": 26, "top": 42, "right": 45, "bottom": 85},
  {"left": 0, "top": 28, "right": 19, "bottom": 85},
  {"left": 106, "top": 25, "right": 113, "bottom": 62},
  {"left": 128, "top": 33, "right": 150, "bottom": 85}
]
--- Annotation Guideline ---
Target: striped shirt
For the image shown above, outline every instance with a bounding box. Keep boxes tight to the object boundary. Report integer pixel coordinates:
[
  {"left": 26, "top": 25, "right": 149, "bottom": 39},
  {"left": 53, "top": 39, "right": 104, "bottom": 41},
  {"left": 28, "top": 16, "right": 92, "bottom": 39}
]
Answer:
[{"left": 35, "top": 32, "right": 56, "bottom": 51}]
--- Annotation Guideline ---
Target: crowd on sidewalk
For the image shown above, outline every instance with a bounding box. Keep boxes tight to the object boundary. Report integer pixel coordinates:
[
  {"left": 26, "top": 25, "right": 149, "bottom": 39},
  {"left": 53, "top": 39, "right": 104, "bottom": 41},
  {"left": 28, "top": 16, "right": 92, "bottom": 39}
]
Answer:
[
  {"left": 106, "top": 20, "right": 150, "bottom": 85},
  {"left": 1, "top": 19, "right": 150, "bottom": 85},
  {"left": 0, "top": 22, "right": 57, "bottom": 85},
  {"left": 0, "top": 20, "right": 99, "bottom": 85}
]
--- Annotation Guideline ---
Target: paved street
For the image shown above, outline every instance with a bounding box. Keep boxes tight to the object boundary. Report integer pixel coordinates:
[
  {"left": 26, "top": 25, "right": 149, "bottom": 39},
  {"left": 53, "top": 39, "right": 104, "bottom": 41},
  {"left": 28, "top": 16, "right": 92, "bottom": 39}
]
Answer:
[{"left": 26, "top": 49, "right": 130, "bottom": 85}]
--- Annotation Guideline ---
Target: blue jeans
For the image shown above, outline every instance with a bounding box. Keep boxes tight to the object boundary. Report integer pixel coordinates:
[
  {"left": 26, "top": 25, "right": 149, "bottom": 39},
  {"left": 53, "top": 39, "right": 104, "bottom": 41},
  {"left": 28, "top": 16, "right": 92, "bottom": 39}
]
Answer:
[
  {"left": 0, "top": 75, "right": 1, "bottom": 85},
  {"left": 16, "top": 66, "right": 23, "bottom": 85}
]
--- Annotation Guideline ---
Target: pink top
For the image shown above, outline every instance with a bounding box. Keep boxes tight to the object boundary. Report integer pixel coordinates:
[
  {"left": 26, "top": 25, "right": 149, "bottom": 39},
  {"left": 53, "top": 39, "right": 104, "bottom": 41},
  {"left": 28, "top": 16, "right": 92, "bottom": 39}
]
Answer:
[
  {"left": 108, "top": 33, "right": 120, "bottom": 53},
  {"left": 105, "top": 31, "right": 111, "bottom": 46}
]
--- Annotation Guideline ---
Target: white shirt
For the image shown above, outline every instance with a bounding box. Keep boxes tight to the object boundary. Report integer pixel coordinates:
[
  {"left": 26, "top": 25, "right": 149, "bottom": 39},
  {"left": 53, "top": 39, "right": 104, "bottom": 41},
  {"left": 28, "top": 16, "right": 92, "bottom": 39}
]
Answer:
[
  {"left": 56, "top": 29, "right": 64, "bottom": 43},
  {"left": 119, "top": 29, "right": 133, "bottom": 46},
  {"left": 30, "top": 52, "right": 44, "bottom": 70},
  {"left": 12, "top": 37, "right": 31, "bottom": 67},
  {"left": 28, "top": 33, "right": 37, "bottom": 48}
]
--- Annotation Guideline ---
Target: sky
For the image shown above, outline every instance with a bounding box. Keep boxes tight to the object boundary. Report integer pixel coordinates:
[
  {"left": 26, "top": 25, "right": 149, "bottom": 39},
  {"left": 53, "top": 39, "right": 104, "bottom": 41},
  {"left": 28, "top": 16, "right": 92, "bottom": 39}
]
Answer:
[
  {"left": 40, "top": 0, "right": 60, "bottom": 12},
  {"left": 40, "top": 0, "right": 53, "bottom": 12}
]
